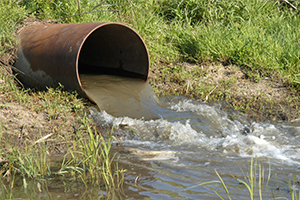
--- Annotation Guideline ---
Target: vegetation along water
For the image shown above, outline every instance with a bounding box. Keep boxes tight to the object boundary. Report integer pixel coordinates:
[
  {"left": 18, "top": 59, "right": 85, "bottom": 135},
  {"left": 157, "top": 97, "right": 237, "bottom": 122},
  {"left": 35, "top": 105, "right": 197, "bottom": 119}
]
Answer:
[{"left": 0, "top": 0, "right": 300, "bottom": 199}]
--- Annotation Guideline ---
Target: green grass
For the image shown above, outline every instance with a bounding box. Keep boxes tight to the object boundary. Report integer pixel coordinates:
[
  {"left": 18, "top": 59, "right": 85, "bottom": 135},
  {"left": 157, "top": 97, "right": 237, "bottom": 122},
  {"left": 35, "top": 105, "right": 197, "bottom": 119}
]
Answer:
[
  {"left": 1, "top": 0, "right": 300, "bottom": 89},
  {"left": 58, "top": 117, "right": 125, "bottom": 189},
  {"left": 0, "top": 1, "right": 26, "bottom": 55},
  {"left": 165, "top": 0, "right": 300, "bottom": 88}
]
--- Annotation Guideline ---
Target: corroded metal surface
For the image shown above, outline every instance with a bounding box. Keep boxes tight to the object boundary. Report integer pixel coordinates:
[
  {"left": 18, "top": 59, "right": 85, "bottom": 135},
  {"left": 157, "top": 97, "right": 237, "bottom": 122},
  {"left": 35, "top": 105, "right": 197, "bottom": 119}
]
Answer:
[{"left": 14, "top": 23, "right": 150, "bottom": 99}]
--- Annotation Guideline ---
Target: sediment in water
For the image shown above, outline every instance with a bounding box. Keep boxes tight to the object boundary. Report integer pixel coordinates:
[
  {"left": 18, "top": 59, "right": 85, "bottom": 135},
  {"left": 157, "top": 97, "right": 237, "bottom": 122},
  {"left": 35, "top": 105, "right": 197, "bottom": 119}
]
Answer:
[{"left": 80, "top": 74, "right": 165, "bottom": 119}]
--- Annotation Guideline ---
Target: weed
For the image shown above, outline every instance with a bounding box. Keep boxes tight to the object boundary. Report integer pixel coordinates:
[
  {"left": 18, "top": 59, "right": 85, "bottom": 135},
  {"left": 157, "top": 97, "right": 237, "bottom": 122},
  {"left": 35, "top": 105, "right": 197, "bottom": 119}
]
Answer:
[
  {"left": 193, "top": 157, "right": 293, "bottom": 200},
  {"left": 59, "top": 116, "right": 124, "bottom": 189},
  {"left": 0, "top": 114, "right": 124, "bottom": 197}
]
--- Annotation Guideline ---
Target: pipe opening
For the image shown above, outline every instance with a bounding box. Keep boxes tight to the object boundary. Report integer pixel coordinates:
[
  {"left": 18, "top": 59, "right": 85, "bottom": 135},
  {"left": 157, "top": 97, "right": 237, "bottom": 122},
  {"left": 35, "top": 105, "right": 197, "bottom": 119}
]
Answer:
[
  {"left": 14, "top": 23, "right": 150, "bottom": 99},
  {"left": 78, "top": 24, "right": 149, "bottom": 80}
]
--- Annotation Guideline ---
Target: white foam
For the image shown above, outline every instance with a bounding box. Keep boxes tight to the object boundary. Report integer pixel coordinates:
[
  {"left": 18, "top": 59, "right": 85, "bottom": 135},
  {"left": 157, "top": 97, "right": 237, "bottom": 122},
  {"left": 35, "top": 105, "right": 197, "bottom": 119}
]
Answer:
[
  {"left": 89, "top": 98, "right": 300, "bottom": 165},
  {"left": 90, "top": 107, "right": 205, "bottom": 143},
  {"left": 167, "top": 99, "right": 246, "bottom": 136}
]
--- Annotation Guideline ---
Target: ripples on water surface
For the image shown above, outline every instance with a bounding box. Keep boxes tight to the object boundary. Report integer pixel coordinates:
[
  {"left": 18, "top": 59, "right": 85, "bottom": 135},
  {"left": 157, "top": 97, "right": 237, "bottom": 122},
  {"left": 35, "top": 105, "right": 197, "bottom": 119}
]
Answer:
[
  {"left": 8, "top": 75, "right": 299, "bottom": 199},
  {"left": 79, "top": 75, "right": 300, "bottom": 199}
]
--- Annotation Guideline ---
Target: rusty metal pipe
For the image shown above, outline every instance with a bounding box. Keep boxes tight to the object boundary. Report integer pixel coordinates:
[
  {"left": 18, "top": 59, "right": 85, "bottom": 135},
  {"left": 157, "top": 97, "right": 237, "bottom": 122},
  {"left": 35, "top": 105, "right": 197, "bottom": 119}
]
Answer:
[{"left": 14, "top": 23, "right": 150, "bottom": 100}]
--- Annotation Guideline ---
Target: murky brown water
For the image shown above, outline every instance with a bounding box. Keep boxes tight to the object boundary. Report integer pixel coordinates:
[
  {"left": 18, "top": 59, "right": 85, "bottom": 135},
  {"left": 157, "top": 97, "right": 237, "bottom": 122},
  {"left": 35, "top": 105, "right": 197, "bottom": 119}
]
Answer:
[
  {"left": 3, "top": 75, "right": 300, "bottom": 199},
  {"left": 80, "top": 74, "right": 164, "bottom": 120}
]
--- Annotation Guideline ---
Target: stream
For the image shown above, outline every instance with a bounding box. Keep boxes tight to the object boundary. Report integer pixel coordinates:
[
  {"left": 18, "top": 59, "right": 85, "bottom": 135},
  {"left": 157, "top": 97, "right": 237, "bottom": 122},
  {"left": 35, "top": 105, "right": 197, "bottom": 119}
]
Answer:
[
  {"left": 82, "top": 75, "right": 300, "bottom": 199},
  {"left": 88, "top": 99, "right": 300, "bottom": 199},
  {"left": 4, "top": 75, "right": 300, "bottom": 199}
]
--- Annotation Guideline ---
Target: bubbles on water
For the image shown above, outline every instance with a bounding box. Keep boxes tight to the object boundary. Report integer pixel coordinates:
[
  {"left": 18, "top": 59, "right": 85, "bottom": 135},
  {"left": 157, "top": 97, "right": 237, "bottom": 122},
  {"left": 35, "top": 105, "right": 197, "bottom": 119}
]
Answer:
[
  {"left": 89, "top": 96, "right": 300, "bottom": 165},
  {"left": 164, "top": 98, "right": 250, "bottom": 137},
  {"left": 89, "top": 107, "right": 204, "bottom": 143},
  {"left": 82, "top": 75, "right": 300, "bottom": 165}
]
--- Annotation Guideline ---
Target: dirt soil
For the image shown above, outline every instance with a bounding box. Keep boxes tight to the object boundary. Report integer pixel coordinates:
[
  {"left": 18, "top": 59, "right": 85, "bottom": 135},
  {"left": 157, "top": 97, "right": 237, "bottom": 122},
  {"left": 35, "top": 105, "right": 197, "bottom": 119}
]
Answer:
[{"left": 149, "top": 62, "right": 300, "bottom": 122}]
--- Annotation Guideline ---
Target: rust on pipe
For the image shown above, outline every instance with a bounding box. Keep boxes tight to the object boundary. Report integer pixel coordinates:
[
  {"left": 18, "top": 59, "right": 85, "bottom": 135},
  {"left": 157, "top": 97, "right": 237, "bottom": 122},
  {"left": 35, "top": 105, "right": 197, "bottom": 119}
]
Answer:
[{"left": 14, "top": 22, "right": 150, "bottom": 100}]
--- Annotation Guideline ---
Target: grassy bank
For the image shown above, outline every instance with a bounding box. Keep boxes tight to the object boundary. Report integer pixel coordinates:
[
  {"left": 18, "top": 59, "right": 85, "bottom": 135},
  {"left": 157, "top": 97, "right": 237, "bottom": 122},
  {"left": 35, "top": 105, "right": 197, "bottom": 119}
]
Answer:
[
  {"left": 1, "top": 0, "right": 300, "bottom": 87},
  {"left": 1, "top": 0, "right": 300, "bottom": 121},
  {"left": 43, "top": 0, "right": 299, "bottom": 90}
]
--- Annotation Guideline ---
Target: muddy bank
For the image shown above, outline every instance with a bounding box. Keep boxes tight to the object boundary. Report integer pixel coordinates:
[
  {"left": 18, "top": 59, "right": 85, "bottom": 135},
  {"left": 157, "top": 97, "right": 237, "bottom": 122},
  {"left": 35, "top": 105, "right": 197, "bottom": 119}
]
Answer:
[{"left": 149, "top": 62, "right": 300, "bottom": 122}]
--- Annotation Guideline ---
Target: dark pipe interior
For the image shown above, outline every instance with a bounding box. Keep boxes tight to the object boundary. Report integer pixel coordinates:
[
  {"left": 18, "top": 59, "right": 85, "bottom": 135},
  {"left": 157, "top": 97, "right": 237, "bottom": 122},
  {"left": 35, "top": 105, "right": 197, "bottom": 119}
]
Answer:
[{"left": 78, "top": 24, "right": 149, "bottom": 80}]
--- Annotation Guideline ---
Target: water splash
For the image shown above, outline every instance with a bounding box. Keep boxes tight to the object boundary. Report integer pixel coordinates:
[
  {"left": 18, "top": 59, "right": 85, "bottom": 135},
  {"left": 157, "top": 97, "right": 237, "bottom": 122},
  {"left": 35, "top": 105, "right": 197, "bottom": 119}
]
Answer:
[
  {"left": 81, "top": 74, "right": 300, "bottom": 165},
  {"left": 89, "top": 97, "right": 300, "bottom": 165}
]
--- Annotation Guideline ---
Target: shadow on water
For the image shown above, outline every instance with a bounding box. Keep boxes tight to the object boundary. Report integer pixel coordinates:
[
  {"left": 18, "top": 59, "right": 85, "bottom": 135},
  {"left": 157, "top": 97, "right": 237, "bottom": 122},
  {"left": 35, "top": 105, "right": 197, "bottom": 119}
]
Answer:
[{"left": 2, "top": 75, "right": 300, "bottom": 199}]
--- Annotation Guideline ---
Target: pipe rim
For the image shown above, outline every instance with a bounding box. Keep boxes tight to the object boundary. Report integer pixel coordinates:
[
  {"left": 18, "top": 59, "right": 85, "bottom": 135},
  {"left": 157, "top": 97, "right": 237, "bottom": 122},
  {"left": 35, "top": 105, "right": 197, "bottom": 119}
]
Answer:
[{"left": 75, "top": 22, "right": 150, "bottom": 100}]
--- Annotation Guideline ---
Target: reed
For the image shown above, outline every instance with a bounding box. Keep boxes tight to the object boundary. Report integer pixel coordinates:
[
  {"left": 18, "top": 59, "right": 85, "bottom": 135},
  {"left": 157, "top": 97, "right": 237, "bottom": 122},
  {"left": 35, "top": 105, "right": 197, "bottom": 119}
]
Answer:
[
  {"left": 193, "top": 157, "right": 299, "bottom": 200},
  {"left": 0, "top": 122, "right": 124, "bottom": 197},
  {"left": 289, "top": 172, "right": 300, "bottom": 200},
  {"left": 58, "top": 116, "right": 124, "bottom": 189}
]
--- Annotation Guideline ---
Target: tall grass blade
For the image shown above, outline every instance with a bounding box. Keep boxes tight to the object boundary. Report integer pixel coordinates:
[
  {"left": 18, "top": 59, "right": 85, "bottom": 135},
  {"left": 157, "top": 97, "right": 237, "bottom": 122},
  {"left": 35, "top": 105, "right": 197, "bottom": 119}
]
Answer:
[
  {"left": 235, "top": 177, "right": 253, "bottom": 198},
  {"left": 215, "top": 170, "right": 232, "bottom": 200},
  {"left": 266, "top": 158, "right": 271, "bottom": 187},
  {"left": 258, "top": 164, "right": 262, "bottom": 200}
]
